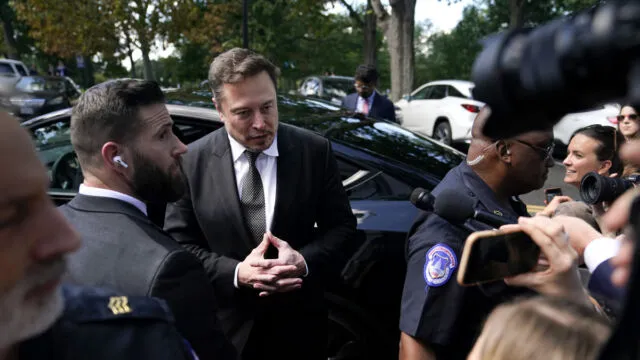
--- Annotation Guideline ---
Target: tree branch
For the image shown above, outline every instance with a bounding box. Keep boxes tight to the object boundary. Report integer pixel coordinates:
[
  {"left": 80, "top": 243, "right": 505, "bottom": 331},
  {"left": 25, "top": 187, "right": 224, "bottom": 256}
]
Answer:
[
  {"left": 337, "top": 0, "right": 364, "bottom": 27},
  {"left": 370, "top": 0, "right": 389, "bottom": 32}
]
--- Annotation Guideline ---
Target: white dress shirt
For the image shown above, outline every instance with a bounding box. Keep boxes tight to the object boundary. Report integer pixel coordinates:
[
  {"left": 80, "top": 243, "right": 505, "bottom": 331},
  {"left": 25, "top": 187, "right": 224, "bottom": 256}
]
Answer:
[
  {"left": 78, "top": 184, "right": 148, "bottom": 216},
  {"left": 356, "top": 92, "right": 376, "bottom": 115},
  {"left": 584, "top": 236, "right": 622, "bottom": 273}
]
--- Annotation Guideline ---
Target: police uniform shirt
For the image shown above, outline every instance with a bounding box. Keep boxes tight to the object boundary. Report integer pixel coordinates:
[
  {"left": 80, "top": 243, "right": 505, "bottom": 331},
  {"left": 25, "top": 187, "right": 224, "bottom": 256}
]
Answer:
[
  {"left": 19, "top": 285, "right": 198, "bottom": 360},
  {"left": 399, "top": 162, "right": 532, "bottom": 359}
]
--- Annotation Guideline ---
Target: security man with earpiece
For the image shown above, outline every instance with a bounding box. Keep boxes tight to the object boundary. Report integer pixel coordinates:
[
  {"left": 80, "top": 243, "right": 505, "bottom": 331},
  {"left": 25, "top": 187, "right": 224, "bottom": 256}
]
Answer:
[
  {"left": 58, "top": 79, "right": 236, "bottom": 360},
  {"left": 399, "top": 108, "right": 556, "bottom": 359}
]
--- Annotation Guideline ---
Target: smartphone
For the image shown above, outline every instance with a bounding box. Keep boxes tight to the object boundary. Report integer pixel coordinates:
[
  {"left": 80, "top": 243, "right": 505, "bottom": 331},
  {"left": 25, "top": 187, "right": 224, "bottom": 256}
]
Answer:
[
  {"left": 457, "top": 228, "right": 541, "bottom": 286},
  {"left": 544, "top": 187, "right": 563, "bottom": 203}
]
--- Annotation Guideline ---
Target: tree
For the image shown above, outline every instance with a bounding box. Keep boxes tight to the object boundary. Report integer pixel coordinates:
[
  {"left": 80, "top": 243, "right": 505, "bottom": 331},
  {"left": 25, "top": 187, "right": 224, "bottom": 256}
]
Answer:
[
  {"left": 334, "top": 0, "right": 378, "bottom": 66},
  {"left": 371, "top": 0, "right": 417, "bottom": 101}
]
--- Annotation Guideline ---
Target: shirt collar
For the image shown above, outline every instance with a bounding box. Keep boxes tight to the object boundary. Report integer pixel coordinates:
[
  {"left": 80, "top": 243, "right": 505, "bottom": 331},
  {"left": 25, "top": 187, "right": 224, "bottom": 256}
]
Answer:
[
  {"left": 228, "top": 133, "right": 279, "bottom": 162},
  {"left": 78, "top": 184, "right": 148, "bottom": 216}
]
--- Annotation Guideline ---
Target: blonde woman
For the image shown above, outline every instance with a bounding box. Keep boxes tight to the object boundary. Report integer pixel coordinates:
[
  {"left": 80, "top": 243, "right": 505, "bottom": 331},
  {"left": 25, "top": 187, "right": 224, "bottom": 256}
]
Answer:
[{"left": 468, "top": 296, "right": 611, "bottom": 360}]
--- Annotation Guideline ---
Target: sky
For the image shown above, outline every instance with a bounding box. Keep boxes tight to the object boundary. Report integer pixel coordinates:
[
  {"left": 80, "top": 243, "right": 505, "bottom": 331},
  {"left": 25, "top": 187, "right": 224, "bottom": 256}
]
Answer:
[{"left": 125, "top": 0, "right": 473, "bottom": 70}]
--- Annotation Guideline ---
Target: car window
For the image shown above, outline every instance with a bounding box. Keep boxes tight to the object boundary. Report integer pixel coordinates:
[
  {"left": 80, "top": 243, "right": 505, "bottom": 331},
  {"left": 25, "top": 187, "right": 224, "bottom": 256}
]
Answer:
[
  {"left": 322, "top": 79, "right": 353, "bottom": 99},
  {"left": 447, "top": 86, "right": 468, "bottom": 99},
  {"left": 427, "top": 85, "right": 446, "bottom": 100},
  {"left": 302, "top": 78, "right": 320, "bottom": 96},
  {"left": 412, "top": 86, "right": 431, "bottom": 100},
  {"left": 330, "top": 119, "right": 464, "bottom": 185},
  {"left": 30, "top": 119, "right": 75, "bottom": 191},
  {"left": 17, "top": 77, "right": 65, "bottom": 93},
  {"left": 65, "top": 80, "right": 79, "bottom": 97},
  {"left": 171, "top": 116, "right": 222, "bottom": 144},
  {"left": 16, "top": 65, "right": 28, "bottom": 76},
  {"left": 336, "top": 156, "right": 412, "bottom": 200},
  {"left": 0, "top": 63, "right": 14, "bottom": 75}
]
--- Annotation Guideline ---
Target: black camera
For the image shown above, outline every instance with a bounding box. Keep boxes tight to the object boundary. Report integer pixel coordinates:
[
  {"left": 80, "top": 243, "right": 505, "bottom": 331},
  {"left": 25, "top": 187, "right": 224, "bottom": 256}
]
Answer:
[
  {"left": 471, "top": 0, "right": 640, "bottom": 139},
  {"left": 579, "top": 171, "right": 640, "bottom": 204}
]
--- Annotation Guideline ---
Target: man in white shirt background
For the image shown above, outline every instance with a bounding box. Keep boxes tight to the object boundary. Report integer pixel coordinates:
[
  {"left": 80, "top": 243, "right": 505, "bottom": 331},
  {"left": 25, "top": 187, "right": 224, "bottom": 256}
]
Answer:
[{"left": 59, "top": 79, "right": 236, "bottom": 360}]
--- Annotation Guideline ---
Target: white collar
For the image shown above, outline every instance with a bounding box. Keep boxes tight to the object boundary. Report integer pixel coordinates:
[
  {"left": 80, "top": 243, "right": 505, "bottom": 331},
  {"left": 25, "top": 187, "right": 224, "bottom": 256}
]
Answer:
[
  {"left": 228, "top": 132, "right": 279, "bottom": 162},
  {"left": 78, "top": 184, "right": 148, "bottom": 216}
]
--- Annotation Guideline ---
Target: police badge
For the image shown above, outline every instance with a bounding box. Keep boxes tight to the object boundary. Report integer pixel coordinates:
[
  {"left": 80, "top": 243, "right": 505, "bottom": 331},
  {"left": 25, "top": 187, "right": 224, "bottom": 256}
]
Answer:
[{"left": 424, "top": 244, "right": 457, "bottom": 287}]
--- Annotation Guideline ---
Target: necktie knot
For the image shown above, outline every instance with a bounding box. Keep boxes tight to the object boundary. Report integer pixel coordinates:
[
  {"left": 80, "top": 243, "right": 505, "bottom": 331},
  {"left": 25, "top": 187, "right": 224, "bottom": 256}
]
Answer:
[{"left": 245, "top": 150, "right": 261, "bottom": 165}]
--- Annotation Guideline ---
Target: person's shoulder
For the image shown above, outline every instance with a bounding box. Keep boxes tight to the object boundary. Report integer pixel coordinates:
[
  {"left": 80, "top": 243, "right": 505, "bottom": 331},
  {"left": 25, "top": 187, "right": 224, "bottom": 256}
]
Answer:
[
  {"left": 61, "top": 284, "right": 175, "bottom": 324},
  {"left": 376, "top": 92, "right": 394, "bottom": 106},
  {"left": 279, "top": 123, "right": 328, "bottom": 147}
]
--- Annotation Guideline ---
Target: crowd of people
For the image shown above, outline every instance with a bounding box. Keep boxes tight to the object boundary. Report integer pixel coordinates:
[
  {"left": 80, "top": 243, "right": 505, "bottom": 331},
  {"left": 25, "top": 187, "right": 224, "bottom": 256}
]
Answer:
[{"left": 1, "top": 45, "right": 640, "bottom": 360}]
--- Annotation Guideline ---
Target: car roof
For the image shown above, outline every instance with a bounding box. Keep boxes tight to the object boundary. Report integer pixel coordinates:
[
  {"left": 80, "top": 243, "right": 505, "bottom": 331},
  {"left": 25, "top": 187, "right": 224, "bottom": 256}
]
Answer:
[
  {"left": 306, "top": 75, "right": 354, "bottom": 81},
  {"left": 422, "top": 80, "right": 474, "bottom": 87},
  {"left": 0, "top": 59, "right": 25, "bottom": 65}
]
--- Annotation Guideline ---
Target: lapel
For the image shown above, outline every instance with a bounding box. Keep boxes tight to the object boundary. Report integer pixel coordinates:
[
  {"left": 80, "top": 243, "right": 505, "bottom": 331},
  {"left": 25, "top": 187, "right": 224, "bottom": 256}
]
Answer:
[
  {"left": 209, "top": 129, "right": 255, "bottom": 249},
  {"left": 271, "top": 124, "right": 301, "bottom": 233},
  {"left": 369, "top": 91, "right": 380, "bottom": 117},
  {"left": 68, "top": 194, "right": 154, "bottom": 227}
]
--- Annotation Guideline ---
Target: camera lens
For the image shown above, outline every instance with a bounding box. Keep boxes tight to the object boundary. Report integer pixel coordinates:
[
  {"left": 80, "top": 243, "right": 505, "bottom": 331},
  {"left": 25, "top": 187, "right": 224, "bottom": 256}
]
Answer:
[{"left": 580, "top": 172, "right": 633, "bottom": 204}]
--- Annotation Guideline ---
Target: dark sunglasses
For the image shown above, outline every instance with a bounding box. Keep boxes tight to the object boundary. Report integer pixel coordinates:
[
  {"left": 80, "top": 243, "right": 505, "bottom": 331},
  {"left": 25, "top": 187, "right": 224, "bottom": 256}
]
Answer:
[
  {"left": 617, "top": 114, "right": 639, "bottom": 122},
  {"left": 513, "top": 139, "right": 555, "bottom": 161}
]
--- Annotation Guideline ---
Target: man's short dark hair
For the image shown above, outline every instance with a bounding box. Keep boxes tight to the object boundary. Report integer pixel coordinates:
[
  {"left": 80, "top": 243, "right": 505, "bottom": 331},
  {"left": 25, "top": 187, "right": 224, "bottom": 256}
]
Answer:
[
  {"left": 354, "top": 64, "right": 379, "bottom": 84},
  {"left": 70, "top": 79, "right": 165, "bottom": 169},
  {"left": 208, "top": 48, "right": 280, "bottom": 108}
]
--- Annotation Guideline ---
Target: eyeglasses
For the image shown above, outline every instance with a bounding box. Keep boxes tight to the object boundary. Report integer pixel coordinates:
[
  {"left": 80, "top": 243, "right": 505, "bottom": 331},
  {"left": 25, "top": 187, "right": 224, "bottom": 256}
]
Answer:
[
  {"left": 513, "top": 139, "right": 555, "bottom": 161},
  {"left": 616, "top": 114, "right": 639, "bottom": 122}
]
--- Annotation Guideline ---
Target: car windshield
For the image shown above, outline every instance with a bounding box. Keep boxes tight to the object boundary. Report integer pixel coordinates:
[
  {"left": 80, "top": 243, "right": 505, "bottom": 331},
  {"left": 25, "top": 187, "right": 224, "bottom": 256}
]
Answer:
[
  {"left": 323, "top": 78, "right": 354, "bottom": 99},
  {"left": 16, "top": 77, "right": 65, "bottom": 93}
]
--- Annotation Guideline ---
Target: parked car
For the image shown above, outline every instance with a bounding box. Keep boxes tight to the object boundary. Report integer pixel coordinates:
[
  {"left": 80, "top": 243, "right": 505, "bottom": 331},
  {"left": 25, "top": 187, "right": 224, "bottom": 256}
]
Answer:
[
  {"left": 394, "top": 80, "right": 483, "bottom": 146},
  {"left": 553, "top": 103, "right": 620, "bottom": 148},
  {"left": 298, "top": 75, "right": 355, "bottom": 105},
  {"left": 0, "top": 59, "right": 30, "bottom": 94},
  {"left": 397, "top": 80, "right": 621, "bottom": 152},
  {"left": 22, "top": 95, "right": 465, "bottom": 360},
  {"left": 1, "top": 76, "right": 81, "bottom": 121}
]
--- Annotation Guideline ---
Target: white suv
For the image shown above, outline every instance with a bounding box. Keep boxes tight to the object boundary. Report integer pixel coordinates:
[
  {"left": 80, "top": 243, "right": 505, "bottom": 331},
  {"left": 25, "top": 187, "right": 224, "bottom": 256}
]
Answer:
[
  {"left": 553, "top": 103, "right": 620, "bottom": 147},
  {"left": 395, "top": 80, "right": 483, "bottom": 145}
]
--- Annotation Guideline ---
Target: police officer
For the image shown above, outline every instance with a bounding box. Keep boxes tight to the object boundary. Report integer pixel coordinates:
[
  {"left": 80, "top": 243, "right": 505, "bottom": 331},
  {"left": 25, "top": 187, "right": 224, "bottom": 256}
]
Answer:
[
  {"left": 399, "top": 108, "right": 555, "bottom": 360},
  {"left": 0, "top": 112, "right": 196, "bottom": 360}
]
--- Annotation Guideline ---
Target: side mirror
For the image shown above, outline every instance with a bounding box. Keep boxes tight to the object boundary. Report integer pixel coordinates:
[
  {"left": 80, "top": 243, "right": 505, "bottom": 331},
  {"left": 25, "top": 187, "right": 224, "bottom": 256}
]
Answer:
[{"left": 402, "top": 94, "right": 412, "bottom": 102}]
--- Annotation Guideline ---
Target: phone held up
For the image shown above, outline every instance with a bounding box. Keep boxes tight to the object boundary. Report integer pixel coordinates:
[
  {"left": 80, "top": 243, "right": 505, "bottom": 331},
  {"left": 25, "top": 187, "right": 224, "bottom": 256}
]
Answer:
[
  {"left": 457, "top": 228, "right": 541, "bottom": 286},
  {"left": 544, "top": 187, "right": 563, "bottom": 204}
]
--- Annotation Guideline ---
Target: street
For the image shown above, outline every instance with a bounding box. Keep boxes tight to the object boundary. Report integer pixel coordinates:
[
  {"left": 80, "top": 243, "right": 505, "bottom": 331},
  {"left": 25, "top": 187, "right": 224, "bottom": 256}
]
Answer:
[{"left": 520, "top": 159, "right": 580, "bottom": 208}]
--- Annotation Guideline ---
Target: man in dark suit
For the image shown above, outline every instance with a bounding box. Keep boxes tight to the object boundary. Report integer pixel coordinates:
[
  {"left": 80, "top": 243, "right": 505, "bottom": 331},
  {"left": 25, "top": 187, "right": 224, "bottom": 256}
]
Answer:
[
  {"left": 59, "top": 79, "right": 236, "bottom": 360},
  {"left": 341, "top": 64, "right": 397, "bottom": 123},
  {"left": 164, "top": 48, "right": 358, "bottom": 359}
]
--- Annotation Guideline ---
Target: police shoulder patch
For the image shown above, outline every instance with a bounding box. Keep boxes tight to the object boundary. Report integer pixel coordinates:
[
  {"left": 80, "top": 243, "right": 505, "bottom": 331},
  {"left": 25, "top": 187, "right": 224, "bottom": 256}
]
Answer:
[{"left": 424, "top": 243, "right": 457, "bottom": 287}]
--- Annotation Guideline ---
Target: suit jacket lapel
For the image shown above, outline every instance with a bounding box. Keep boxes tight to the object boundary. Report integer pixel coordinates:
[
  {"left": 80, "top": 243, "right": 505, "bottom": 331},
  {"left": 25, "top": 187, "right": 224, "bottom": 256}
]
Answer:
[
  {"left": 210, "top": 129, "right": 255, "bottom": 249},
  {"left": 271, "top": 125, "right": 300, "bottom": 233}
]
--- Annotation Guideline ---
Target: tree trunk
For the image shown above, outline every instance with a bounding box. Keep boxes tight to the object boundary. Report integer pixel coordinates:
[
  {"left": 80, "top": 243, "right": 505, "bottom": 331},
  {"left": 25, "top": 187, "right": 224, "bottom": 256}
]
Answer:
[
  {"left": 125, "top": 33, "right": 136, "bottom": 78},
  {"left": 140, "top": 38, "right": 154, "bottom": 80},
  {"left": 0, "top": 2, "right": 19, "bottom": 60},
  {"left": 84, "top": 55, "right": 95, "bottom": 87},
  {"left": 363, "top": 0, "right": 377, "bottom": 66},
  {"left": 509, "top": 0, "right": 526, "bottom": 29},
  {"left": 371, "top": 0, "right": 416, "bottom": 101}
]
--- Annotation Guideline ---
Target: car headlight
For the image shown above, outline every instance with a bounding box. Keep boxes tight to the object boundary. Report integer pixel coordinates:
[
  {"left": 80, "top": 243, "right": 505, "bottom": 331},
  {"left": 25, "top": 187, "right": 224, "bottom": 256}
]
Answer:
[{"left": 48, "top": 96, "right": 64, "bottom": 105}]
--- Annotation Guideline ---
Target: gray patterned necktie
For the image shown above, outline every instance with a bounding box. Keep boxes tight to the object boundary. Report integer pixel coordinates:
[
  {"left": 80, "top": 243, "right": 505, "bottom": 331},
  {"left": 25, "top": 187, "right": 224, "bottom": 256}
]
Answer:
[{"left": 241, "top": 150, "right": 266, "bottom": 243}]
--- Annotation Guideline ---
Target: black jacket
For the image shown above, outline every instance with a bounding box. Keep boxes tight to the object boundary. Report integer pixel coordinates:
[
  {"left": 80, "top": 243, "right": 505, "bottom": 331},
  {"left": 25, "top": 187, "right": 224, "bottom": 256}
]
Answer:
[{"left": 60, "top": 195, "right": 236, "bottom": 360}]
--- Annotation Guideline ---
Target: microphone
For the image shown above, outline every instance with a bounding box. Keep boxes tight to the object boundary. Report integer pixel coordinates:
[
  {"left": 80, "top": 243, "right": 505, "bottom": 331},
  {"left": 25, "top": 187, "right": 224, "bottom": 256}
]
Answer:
[
  {"left": 434, "top": 189, "right": 511, "bottom": 229},
  {"left": 410, "top": 188, "right": 435, "bottom": 212}
]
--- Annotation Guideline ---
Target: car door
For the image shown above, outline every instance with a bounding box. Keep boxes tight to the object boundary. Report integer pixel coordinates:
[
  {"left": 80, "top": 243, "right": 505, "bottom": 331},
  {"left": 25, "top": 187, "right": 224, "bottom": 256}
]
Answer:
[
  {"left": 400, "top": 85, "right": 432, "bottom": 135},
  {"left": 421, "top": 85, "right": 448, "bottom": 137}
]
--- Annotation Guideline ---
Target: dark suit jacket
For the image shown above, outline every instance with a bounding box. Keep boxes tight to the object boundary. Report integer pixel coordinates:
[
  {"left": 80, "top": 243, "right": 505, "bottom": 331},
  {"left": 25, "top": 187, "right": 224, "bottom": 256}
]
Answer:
[
  {"left": 60, "top": 195, "right": 236, "bottom": 360},
  {"left": 589, "top": 260, "right": 625, "bottom": 310},
  {"left": 341, "top": 91, "right": 397, "bottom": 123},
  {"left": 164, "top": 124, "right": 358, "bottom": 354}
]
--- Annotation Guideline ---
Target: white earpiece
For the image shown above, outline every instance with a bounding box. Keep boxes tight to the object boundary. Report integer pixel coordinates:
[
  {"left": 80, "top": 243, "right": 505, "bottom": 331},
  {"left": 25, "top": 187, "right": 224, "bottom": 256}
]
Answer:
[
  {"left": 113, "top": 155, "right": 129, "bottom": 168},
  {"left": 506, "top": 149, "right": 511, "bottom": 155}
]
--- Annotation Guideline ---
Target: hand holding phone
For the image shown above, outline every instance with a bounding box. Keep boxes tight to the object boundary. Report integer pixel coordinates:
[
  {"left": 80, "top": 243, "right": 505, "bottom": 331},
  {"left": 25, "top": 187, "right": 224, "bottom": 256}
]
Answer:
[
  {"left": 457, "top": 228, "right": 540, "bottom": 286},
  {"left": 544, "top": 187, "right": 563, "bottom": 204}
]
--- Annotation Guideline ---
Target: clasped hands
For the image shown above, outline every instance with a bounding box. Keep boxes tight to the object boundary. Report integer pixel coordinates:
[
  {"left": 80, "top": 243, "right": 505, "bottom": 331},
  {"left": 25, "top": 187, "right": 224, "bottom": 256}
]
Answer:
[{"left": 237, "top": 231, "right": 307, "bottom": 297}]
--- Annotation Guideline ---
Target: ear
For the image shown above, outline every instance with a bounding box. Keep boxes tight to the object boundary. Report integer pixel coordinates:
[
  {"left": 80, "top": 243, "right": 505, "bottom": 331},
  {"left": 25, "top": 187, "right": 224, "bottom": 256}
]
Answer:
[
  {"left": 496, "top": 140, "right": 512, "bottom": 163},
  {"left": 101, "top": 142, "right": 128, "bottom": 174},
  {"left": 598, "top": 159, "right": 612, "bottom": 175}
]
